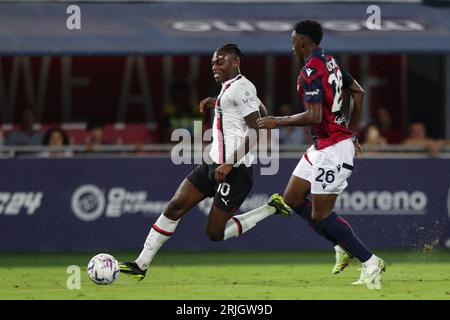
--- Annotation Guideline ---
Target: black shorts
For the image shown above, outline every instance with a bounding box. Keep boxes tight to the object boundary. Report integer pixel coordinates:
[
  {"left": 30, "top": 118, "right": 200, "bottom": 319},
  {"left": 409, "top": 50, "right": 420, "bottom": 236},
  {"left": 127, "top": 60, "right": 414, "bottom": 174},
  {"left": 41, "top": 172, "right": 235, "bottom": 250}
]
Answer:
[{"left": 186, "top": 162, "right": 253, "bottom": 213}]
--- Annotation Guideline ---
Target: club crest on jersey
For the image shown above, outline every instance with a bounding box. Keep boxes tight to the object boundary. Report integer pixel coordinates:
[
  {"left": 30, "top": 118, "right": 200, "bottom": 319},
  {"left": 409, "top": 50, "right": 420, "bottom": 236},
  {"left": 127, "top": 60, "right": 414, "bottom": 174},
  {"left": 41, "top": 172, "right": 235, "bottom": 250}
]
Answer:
[{"left": 304, "top": 67, "right": 316, "bottom": 77}]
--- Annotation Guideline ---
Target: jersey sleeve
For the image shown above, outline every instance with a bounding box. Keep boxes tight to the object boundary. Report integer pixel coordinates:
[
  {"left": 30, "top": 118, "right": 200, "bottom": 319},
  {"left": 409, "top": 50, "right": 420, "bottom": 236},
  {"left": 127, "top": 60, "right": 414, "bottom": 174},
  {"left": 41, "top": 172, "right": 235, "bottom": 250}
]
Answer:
[
  {"left": 300, "top": 67, "right": 323, "bottom": 108},
  {"left": 234, "top": 82, "right": 260, "bottom": 118}
]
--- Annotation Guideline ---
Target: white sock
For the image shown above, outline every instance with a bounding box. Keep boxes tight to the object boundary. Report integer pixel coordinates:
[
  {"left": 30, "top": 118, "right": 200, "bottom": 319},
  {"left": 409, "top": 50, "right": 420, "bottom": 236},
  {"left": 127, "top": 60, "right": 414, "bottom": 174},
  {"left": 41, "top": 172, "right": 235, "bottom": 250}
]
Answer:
[
  {"left": 223, "top": 204, "right": 276, "bottom": 240},
  {"left": 223, "top": 217, "right": 240, "bottom": 240},
  {"left": 135, "top": 214, "right": 179, "bottom": 270},
  {"left": 363, "top": 254, "right": 377, "bottom": 268},
  {"left": 334, "top": 245, "right": 345, "bottom": 254}
]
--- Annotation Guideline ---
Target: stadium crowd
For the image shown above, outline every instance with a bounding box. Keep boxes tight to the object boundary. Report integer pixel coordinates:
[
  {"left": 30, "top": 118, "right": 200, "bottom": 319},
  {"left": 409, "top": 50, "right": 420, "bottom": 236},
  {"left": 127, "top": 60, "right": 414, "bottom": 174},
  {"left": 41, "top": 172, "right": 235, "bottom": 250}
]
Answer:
[{"left": 0, "top": 99, "right": 448, "bottom": 158}]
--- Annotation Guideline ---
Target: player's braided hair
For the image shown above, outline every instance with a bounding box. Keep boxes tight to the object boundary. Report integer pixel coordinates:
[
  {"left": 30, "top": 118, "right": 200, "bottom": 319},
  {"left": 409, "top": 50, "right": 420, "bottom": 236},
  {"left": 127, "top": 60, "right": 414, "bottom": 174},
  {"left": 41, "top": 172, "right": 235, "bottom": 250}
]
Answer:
[
  {"left": 294, "top": 20, "right": 323, "bottom": 45},
  {"left": 215, "top": 43, "right": 247, "bottom": 59}
]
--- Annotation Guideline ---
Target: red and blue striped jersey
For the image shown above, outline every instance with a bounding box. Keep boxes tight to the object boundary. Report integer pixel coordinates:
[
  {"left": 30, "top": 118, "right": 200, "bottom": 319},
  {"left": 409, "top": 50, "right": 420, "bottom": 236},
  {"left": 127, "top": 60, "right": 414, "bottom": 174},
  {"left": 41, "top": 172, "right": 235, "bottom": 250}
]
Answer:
[{"left": 297, "top": 47, "right": 354, "bottom": 150}]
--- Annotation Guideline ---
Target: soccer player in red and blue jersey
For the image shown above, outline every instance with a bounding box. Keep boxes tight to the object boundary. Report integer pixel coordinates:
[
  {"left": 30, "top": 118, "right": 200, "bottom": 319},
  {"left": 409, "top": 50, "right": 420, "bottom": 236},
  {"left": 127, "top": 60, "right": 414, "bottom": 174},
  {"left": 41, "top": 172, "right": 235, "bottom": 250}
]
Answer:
[{"left": 258, "top": 20, "right": 386, "bottom": 289}]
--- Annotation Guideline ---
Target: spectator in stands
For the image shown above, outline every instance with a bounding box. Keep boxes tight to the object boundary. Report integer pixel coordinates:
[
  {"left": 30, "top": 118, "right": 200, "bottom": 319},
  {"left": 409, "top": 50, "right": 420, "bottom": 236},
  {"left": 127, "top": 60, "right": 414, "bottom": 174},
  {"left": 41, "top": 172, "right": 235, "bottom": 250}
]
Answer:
[
  {"left": 161, "top": 80, "right": 202, "bottom": 143},
  {"left": 403, "top": 122, "right": 444, "bottom": 157},
  {"left": 6, "top": 107, "right": 44, "bottom": 146},
  {"left": 85, "top": 116, "right": 109, "bottom": 152},
  {"left": 374, "top": 107, "right": 403, "bottom": 144},
  {"left": 40, "top": 127, "right": 73, "bottom": 158},
  {"left": 277, "top": 103, "right": 310, "bottom": 146},
  {"left": 361, "top": 123, "right": 387, "bottom": 145}
]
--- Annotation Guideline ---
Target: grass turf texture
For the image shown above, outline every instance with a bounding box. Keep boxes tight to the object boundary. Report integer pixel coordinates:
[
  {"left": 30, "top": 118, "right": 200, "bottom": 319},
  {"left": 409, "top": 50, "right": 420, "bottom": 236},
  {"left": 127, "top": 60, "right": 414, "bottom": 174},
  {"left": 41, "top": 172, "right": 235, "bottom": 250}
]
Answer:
[{"left": 0, "top": 250, "right": 449, "bottom": 300}]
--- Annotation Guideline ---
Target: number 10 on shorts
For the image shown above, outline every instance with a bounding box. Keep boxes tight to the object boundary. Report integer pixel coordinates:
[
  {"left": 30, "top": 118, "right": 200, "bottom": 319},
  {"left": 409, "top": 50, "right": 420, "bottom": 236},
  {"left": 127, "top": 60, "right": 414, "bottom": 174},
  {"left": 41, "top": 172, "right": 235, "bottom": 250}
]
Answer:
[{"left": 217, "top": 183, "right": 231, "bottom": 196}]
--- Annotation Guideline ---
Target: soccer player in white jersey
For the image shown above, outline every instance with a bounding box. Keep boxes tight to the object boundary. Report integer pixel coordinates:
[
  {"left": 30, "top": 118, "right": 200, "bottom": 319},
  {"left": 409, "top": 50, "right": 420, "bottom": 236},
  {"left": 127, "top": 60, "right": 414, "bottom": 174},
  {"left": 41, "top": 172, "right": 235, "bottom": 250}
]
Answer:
[{"left": 119, "top": 44, "right": 291, "bottom": 280}]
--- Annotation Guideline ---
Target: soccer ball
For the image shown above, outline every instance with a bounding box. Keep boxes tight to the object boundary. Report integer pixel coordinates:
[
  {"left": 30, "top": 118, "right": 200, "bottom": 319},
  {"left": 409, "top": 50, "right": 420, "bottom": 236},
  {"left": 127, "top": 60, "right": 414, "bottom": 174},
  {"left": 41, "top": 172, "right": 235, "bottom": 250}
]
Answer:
[{"left": 87, "top": 253, "right": 120, "bottom": 285}]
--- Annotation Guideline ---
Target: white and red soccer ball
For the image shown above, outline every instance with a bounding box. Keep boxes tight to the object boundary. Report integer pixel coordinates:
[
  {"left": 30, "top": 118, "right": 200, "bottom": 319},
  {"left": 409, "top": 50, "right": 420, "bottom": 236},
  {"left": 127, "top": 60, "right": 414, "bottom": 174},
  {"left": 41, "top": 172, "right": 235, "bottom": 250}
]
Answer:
[{"left": 87, "top": 253, "right": 120, "bottom": 285}]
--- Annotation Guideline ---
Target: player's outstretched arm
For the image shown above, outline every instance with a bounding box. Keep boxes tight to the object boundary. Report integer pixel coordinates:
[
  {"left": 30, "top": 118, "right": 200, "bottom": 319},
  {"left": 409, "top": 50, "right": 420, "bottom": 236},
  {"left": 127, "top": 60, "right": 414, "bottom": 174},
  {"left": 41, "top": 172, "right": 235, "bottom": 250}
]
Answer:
[
  {"left": 257, "top": 104, "right": 322, "bottom": 129},
  {"left": 258, "top": 70, "right": 323, "bottom": 129}
]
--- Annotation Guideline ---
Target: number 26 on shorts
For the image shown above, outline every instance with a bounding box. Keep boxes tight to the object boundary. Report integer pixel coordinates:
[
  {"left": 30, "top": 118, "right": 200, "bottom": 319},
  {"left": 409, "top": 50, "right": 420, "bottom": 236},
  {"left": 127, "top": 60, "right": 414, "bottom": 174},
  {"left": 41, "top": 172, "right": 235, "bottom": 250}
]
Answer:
[{"left": 315, "top": 168, "right": 335, "bottom": 183}]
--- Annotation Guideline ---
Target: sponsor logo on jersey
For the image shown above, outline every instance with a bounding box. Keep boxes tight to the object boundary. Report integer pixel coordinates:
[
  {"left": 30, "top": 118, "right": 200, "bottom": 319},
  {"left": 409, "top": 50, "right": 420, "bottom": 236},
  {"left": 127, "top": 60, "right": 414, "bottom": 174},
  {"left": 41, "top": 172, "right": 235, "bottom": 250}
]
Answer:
[
  {"left": 242, "top": 96, "right": 255, "bottom": 104},
  {"left": 335, "top": 190, "right": 428, "bottom": 215},
  {"left": 305, "top": 89, "right": 320, "bottom": 96},
  {"left": 0, "top": 192, "right": 43, "bottom": 216},
  {"left": 71, "top": 184, "right": 165, "bottom": 222}
]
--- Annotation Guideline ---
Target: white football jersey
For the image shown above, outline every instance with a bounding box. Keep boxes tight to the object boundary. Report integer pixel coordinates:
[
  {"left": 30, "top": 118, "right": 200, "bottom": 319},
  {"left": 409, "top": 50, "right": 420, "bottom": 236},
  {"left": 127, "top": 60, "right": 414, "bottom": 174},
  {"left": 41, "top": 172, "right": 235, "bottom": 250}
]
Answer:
[{"left": 210, "top": 74, "right": 260, "bottom": 167}]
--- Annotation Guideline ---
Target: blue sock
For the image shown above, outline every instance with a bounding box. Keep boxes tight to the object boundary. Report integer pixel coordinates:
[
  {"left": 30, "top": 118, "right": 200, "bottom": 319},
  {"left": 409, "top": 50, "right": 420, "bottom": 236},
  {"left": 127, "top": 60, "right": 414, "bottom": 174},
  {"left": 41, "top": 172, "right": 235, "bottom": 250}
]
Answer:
[
  {"left": 293, "top": 200, "right": 338, "bottom": 246},
  {"left": 315, "top": 212, "right": 372, "bottom": 263}
]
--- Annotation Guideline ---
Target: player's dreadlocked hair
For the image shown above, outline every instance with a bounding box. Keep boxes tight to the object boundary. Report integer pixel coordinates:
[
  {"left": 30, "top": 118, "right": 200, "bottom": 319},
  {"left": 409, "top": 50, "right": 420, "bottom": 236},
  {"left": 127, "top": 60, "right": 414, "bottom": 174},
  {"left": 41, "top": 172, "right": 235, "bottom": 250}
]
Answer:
[
  {"left": 215, "top": 43, "right": 247, "bottom": 59},
  {"left": 294, "top": 20, "right": 323, "bottom": 45}
]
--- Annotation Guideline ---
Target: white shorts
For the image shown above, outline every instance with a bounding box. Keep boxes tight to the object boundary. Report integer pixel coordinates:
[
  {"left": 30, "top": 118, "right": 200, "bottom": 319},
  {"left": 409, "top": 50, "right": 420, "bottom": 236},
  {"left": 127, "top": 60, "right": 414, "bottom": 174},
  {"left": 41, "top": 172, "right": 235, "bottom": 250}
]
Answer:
[{"left": 292, "top": 138, "right": 355, "bottom": 194}]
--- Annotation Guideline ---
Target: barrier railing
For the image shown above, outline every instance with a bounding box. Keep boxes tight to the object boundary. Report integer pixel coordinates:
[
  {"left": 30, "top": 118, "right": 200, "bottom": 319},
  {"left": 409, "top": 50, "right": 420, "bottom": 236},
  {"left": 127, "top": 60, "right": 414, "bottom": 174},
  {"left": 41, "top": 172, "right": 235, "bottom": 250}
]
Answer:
[{"left": 1, "top": 144, "right": 449, "bottom": 158}]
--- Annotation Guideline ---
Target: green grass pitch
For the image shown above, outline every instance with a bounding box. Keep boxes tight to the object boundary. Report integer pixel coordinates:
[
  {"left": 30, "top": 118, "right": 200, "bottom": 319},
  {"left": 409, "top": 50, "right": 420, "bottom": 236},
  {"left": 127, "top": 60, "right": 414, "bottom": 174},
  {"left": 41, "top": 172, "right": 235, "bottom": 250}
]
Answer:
[{"left": 0, "top": 250, "right": 449, "bottom": 300}]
